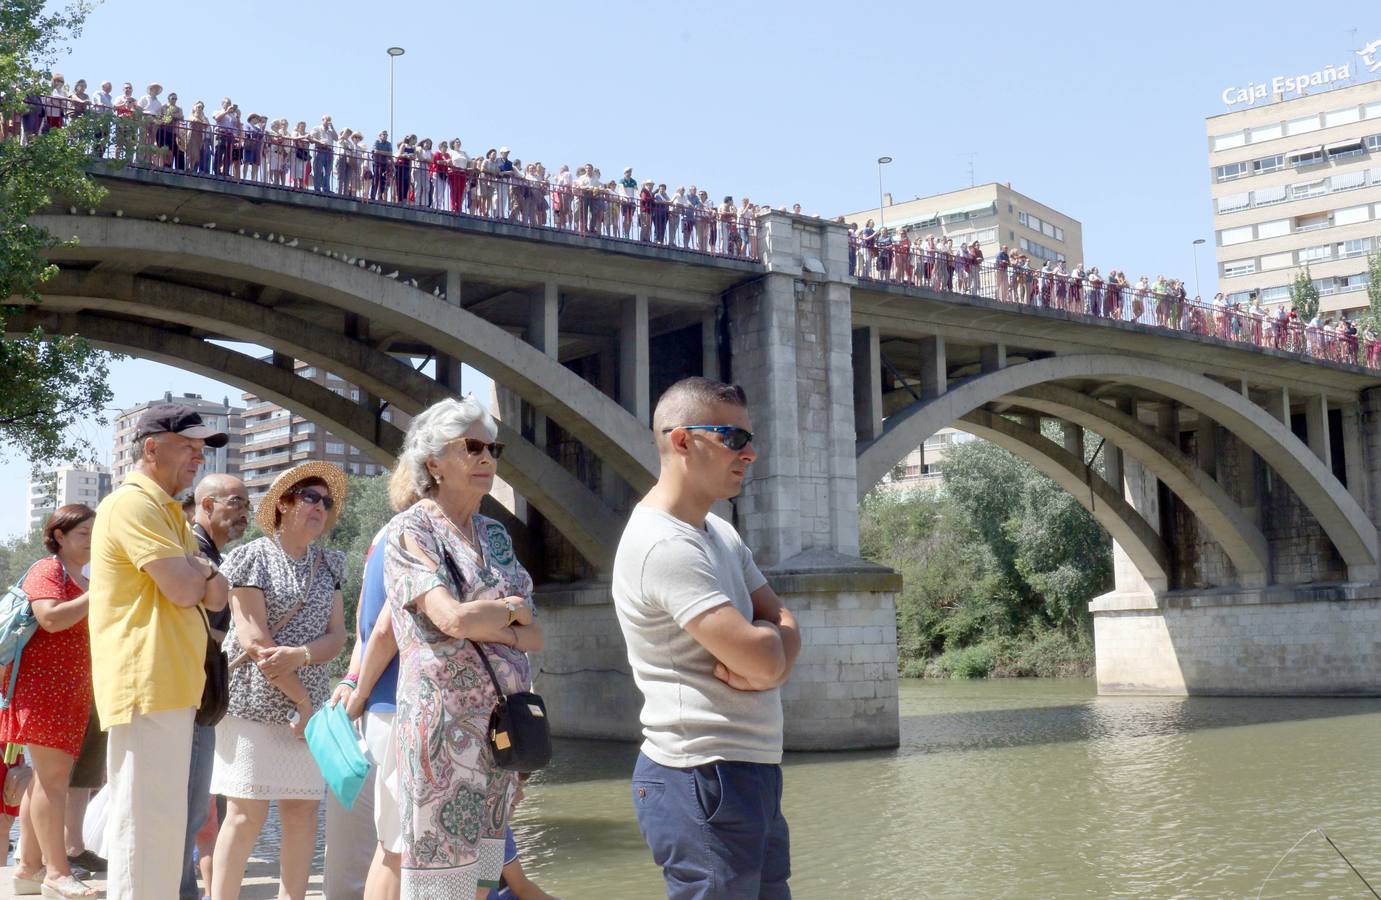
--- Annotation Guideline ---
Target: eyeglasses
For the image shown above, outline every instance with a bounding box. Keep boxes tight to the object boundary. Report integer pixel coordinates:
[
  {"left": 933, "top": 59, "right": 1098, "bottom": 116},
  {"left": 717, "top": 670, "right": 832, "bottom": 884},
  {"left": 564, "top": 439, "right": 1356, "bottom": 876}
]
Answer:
[
  {"left": 212, "top": 497, "right": 253, "bottom": 511},
  {"left": 292, "top": 489, "right": 335, "bottom": 511},
  {"left": 660, "top": 425, "right": 754, "bottom": 451},
  {"left": 456, "top": 438, "right": 505, "bottom": 460}
]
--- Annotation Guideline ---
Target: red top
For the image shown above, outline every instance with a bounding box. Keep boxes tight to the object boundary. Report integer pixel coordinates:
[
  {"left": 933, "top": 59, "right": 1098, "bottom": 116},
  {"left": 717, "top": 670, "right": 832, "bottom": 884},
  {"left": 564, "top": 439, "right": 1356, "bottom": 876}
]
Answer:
[{"left": 0, "top": 557, "right": 92, "bottom": 757}]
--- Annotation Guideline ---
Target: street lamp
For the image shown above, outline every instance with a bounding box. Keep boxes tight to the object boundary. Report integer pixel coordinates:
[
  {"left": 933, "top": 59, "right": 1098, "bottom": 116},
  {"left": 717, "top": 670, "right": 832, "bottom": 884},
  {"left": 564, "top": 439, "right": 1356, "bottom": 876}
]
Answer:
[
  {"left": 387, "top": 47, "right": 405, "bottom": 142},
  {"left": 877, "top": 156, "right": 893, "bottom": 231},
  {"left": 1192, "top": 238, "right": 1207, "bottom": 299}
]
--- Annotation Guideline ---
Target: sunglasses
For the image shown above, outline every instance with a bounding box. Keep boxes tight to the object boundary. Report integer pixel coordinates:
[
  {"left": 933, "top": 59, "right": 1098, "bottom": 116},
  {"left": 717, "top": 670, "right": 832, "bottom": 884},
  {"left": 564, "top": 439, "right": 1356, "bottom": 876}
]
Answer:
[
  {"left": 292, "top": 489, "right": 335, "bottom": 511},
  {"left": 661, "top": 425, "right": 754, "bottom": 451},
  {"left": 457, "top": 438, "right": 505, "bottom": 459}
]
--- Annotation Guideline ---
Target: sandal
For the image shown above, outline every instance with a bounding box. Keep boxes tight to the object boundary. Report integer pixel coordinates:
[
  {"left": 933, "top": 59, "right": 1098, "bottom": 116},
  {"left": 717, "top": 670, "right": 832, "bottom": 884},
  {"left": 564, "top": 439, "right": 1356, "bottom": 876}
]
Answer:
[
  {"left": 41, "top": 874, "right": 98, "bottom": 899},
  {"left": 12, "top": 867, "right": 45, "bottom": 896}
]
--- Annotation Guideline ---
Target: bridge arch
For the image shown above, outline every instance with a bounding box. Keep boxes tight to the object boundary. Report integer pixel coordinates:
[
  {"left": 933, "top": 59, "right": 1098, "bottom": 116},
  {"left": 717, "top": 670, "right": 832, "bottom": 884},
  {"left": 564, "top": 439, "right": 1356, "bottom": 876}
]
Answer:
[
  {"left": 33, "top": 215, "right": 659, "bottom": 492},
  {"left": 954, "top": 410, "right": 1171, "bottom": 590},
  {"left": 8, "top": 308, "right": 623, "bottom": 567},
  {"left": 856, "top": 354, "right": 1378, "bottom": 582}
]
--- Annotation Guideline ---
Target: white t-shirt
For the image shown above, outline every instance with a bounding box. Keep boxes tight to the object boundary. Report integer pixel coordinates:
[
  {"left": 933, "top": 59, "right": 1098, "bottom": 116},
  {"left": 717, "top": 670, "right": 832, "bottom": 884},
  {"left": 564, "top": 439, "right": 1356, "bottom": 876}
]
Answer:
[{"left": 612, "top": 505, "right": 780, "bottom": 767}]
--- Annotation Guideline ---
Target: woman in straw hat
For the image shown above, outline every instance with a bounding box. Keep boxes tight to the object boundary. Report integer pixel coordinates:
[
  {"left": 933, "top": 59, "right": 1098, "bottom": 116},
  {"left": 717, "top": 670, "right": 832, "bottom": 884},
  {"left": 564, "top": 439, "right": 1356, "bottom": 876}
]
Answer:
[
  {"left": 208, "top": 462, "right": 348, "bottom": 900},
  {"left": 382, "top": 396, "right": 543, "bottom": 900}
]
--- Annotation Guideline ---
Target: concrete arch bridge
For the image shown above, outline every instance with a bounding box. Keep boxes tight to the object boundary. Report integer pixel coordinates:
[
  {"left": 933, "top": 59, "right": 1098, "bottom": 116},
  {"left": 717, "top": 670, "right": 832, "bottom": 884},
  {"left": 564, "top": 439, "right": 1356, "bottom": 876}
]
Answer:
[{"left": 20, "top": 168, "right": 1381, "bottom": 750}]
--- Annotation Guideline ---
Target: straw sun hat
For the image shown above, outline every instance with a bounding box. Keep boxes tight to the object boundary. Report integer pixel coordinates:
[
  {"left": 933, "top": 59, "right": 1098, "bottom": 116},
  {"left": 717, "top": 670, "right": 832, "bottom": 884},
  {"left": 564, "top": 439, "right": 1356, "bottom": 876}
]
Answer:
[{"left": 255, "top": 461, "right": 348, "bottom": 535}]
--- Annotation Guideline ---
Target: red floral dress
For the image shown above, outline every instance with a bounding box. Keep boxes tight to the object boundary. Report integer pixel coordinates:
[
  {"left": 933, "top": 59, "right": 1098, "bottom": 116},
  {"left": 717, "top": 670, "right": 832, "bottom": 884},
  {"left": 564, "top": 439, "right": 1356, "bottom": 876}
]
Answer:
[{"left": 0, "top": 557, "right": 92, "bottom": 757}]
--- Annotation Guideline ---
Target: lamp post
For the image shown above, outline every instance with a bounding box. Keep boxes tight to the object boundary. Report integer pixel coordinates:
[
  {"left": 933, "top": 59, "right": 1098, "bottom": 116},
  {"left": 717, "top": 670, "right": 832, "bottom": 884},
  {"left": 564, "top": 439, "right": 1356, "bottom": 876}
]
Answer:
[
  {"left": 877, "top": 156, "right": 893, "bottom": 231},
  {"left": 387, "top": 47, "right": 405, "bottom": 142},
  {"left": 1192, "top": 238, "right": 1207, "bottom": 298}
]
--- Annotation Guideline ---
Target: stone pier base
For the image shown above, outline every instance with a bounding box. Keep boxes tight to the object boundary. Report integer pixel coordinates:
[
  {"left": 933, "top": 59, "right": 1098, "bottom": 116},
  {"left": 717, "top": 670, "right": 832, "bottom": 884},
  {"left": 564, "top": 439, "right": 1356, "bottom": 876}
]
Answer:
[
  {"left": 530, "top": 559, "right": 902, "bottom": 750},
  {"left": 1092, "top": 585, "right": 1381, "bottom": 695}
]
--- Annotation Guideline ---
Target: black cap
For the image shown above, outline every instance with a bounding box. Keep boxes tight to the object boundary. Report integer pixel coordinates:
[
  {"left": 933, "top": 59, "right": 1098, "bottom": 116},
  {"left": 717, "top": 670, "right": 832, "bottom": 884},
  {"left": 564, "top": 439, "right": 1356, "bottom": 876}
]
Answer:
[{"left": 133, "top": 402, "right": 229, "bottom": 448}]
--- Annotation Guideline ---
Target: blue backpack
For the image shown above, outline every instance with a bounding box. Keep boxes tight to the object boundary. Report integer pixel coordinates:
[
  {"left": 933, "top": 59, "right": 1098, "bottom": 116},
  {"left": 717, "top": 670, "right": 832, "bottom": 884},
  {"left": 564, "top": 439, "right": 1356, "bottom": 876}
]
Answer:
[{"left": 0, "top": 558, "right": 61, "bottom": 709}]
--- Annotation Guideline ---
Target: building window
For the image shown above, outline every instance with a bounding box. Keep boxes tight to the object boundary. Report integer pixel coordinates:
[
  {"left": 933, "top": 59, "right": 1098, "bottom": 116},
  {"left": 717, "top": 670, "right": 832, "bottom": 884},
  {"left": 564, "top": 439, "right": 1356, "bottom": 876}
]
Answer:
[
  {"left": 1256, "top": 219, "right": 1290, "bottom": 239},
  {"left": 1288, "top": 149, "right": 1325, "bottom": 168},
  {"left": 1294, "top": 212, "right": 1330, "bottom": 232},
  {"left": 1252, "top": 184, "right": 1288, "bottom": 207},
  {"left": 1249, "top": 123, "right": 1283, "bottom": 143},
  {"left": 298, "top": 366, "right": 316, "bottom": 378},
  {"left": 1334, "top": 204, "right": 1371, "bottom": 227},
  {"left": 1215, "top": 162, "right": 1249, "bottom": 182},
  {"left": 1289, "top": 179, "right": 1326, "bottom": 200},
  {"left": 1260, "top": 251, "right": 1294, "bottom": 271},
  {"left": 1260, "top": 286, "right": 1290, "bottom": 302},
  {"left": 1216, "top": 192, "right": 1250, "bottom": 213},
  {"left": 1219, "top": 226, "right": 1253, "bottom": 246},
  {"left": 1254, "top": 155, "right": 1284, "bottom": 174},
  {"left": 1366, "top": 134, "right": 1381, "bottom": 152},
  {"left": 325, "top": 442, "right": 346, "bottom": 454},
  {"left": 1297, "top": 245, "right": 1331, "bottom": 263},
  {"left": 1331, "top": 170, "right": 1367, "bottom": 192},
  {"left": 1213, "top": 131, "right": 1247, "bottom": 151},
  {"left": 1324, "top": 107, "right": 1361, "bottom": 128},
  {"left": 1222, "top": 260, "right": 1257, "bottom": 278},
  {"left": 1341, "top": 237, "right": 1375, "bottom": 257},
  {"left": 1286, "top": 115, "right": 1321, "bottom": 136}
]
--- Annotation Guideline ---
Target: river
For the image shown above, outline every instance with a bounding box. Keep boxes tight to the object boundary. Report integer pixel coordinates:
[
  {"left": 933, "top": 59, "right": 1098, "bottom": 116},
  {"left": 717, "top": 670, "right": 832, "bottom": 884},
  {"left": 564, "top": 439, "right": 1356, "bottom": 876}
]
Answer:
[{"left": 512, "top": 679, "right": 1381, "bottom": 899}]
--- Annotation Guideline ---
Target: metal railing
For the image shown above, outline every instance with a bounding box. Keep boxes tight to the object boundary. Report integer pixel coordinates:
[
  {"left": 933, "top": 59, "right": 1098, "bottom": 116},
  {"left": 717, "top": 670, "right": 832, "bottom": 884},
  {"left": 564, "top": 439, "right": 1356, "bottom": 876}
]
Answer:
[
  {"left": 11, "top": 96, "right": 760, "bottom": 261},
  {"left": 848, "top": 236, "right": 1375, "bottom": 370}
]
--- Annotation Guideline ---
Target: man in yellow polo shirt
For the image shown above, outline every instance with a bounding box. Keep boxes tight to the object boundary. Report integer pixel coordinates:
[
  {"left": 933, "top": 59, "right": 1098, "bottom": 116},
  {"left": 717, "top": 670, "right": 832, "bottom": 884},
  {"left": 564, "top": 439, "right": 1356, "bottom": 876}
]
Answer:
[{"left": 90, "top": 402, "right": 230, "bottom": 900}]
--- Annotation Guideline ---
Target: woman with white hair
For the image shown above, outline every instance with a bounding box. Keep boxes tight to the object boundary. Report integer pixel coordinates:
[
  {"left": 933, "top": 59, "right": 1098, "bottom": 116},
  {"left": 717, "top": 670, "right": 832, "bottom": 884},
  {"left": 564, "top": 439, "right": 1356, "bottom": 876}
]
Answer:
[{"left": 383, "top": 396, "right": 543, "bottom": 899}]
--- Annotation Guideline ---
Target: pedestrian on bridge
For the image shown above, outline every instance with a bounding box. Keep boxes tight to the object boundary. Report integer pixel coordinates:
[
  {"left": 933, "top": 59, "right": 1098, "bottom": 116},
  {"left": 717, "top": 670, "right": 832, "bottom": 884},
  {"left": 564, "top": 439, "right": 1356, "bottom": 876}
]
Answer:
[{"left": 615, "top": 377, "right": 800, "bottom": 899}]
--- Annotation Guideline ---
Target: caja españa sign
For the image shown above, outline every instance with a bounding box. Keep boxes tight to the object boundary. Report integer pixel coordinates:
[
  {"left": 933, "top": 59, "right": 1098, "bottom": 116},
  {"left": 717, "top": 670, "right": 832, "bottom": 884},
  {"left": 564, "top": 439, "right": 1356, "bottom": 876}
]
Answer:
[{"left": 1219, "top": 37, "right": 1380, "bottom": 108}]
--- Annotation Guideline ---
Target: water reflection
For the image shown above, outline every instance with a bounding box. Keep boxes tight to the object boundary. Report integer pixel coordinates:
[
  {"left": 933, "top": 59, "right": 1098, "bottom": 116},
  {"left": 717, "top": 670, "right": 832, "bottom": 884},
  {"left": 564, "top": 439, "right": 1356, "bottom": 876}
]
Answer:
[{"left": 518, "top": 680, "right": 1381, "bottom": 899}]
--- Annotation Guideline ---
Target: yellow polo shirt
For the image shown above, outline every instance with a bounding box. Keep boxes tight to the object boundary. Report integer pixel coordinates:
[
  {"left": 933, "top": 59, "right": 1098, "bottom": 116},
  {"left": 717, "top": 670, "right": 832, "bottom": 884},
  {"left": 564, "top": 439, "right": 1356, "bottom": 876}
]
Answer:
[{"left": 89, "top": 471, "right": 205, "bottom": 728}]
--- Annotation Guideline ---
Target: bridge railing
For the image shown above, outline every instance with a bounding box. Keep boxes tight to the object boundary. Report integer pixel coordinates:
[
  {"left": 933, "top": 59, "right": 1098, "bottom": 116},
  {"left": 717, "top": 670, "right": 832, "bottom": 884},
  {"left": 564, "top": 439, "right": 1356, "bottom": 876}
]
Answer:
[
  {"left": 12, "top": 96, "right": 760, "bottom": 261},
  {"left": 849, "top": 237, "right": 1376, "bottom": 370}
]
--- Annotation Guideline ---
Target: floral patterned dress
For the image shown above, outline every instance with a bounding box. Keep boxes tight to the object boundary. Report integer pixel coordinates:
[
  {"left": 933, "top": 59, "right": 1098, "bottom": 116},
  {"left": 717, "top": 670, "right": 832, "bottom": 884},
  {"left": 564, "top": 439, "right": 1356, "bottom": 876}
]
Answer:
[{"left": 383, "top": 502, "right": 534, "bottom": 898}]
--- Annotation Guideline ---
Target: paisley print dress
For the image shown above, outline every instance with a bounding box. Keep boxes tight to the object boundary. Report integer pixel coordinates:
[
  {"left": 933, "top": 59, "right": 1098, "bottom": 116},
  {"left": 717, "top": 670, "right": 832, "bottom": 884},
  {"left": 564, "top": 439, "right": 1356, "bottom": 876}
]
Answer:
[{"left": 383, "top": 502, "right": 534, "bottom": 898}]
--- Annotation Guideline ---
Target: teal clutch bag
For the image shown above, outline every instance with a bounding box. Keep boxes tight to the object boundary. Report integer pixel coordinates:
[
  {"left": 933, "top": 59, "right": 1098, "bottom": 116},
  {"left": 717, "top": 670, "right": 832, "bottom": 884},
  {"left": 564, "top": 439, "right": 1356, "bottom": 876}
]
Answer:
[{"left": 304, "top": 702, "right": 371, "bottom": 810}]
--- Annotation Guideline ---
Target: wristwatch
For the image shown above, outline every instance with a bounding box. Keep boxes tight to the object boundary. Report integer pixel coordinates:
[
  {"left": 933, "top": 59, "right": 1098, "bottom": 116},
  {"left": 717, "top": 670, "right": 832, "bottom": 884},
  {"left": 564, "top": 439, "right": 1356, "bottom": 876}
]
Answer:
[{"left": 504, "top": 600, "right": 519, "bottom": 625}]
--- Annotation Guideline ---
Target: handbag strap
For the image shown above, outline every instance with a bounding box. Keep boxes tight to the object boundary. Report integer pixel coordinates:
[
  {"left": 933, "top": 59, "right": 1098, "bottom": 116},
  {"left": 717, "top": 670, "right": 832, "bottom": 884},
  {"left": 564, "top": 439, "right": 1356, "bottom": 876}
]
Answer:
[{"left": 437, "top": 543, "right": 508, "bottom": 704}]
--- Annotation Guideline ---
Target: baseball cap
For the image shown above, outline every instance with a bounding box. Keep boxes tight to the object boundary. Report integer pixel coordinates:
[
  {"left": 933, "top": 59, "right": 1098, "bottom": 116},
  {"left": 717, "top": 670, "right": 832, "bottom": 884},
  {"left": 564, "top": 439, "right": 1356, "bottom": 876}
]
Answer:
[{"left": 134, "top": 402, "right": 229, "bottom": 448}]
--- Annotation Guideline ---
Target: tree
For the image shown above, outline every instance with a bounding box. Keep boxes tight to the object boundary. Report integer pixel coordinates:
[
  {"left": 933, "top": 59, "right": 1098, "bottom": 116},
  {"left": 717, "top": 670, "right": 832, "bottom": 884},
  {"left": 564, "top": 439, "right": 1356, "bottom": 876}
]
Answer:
[
  {"left": 1289, "top": 265, "right": 1320, "bottom": 322},
  {"left": 0, "top": 526, "right": 47, "bottom": 589},
  {"left": 1, "top": 1, "right": 120, "bottom": 470},
  {"left": 1364, "top": 250, "right": 1381, "bottom": 332}
]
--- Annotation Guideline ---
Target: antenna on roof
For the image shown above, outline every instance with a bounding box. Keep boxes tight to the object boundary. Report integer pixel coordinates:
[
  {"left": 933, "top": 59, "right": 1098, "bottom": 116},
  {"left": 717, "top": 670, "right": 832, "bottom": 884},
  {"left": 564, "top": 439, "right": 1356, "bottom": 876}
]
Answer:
[{"left": 959, "top": 152, "right": 977, "bottom": 188}]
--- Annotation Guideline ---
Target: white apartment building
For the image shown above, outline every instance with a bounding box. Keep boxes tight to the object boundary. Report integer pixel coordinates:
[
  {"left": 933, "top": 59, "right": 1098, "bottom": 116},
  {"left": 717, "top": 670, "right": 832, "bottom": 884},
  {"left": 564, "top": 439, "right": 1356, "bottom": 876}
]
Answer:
[
  {"left": 26, "top": 464, "right": 112, "bottom": 531},
  {"left": 111, "top": 393, "right": 244, "bottom": 485},
  {"left": 1207, "top": 76, "right": 1381, "bottom": 316}
]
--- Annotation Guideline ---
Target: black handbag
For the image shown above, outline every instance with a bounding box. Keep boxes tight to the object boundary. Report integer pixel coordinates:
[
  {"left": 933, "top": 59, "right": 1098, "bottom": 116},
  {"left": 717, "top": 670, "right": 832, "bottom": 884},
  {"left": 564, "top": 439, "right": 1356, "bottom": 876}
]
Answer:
[
  {"left": 196, "top": 611, "right": 229, "bottom": 727},
  {"left": 439, "top": 544, "right": 551, "bottom": 772}
]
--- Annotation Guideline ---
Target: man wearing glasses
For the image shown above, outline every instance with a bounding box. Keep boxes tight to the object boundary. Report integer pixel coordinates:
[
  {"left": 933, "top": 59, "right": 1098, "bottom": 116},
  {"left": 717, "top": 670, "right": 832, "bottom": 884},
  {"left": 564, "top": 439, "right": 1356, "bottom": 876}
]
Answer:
[
  {"left": 182, "top": 474, "right": 249, "bottom": 899},
  {"left": 614, "top": 376, "right": 800, "bottom": 899}
]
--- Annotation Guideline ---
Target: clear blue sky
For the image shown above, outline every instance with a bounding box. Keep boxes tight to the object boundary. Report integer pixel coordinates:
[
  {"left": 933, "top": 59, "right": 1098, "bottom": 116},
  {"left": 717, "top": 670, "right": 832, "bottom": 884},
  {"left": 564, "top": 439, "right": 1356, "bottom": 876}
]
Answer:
[{"left": 2, "top": 0, "right": 1378, "bottom": 537}]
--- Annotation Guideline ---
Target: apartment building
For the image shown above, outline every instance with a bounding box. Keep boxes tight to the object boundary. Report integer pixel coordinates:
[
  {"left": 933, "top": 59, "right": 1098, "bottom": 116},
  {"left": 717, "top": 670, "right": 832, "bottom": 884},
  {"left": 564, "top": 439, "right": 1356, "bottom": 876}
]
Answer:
[
  {"left": 238, "top": 361, "right": 409, "bottom": 502},
  {"left": 111, "top": 392, "right": 244, "bottom": 484},
  {"left": 843, "top": 182, "right": 1085, "bottom": 270},
  {"left": 1207, "top": 78, "right": 1381, "bottom": 316},
  {"left": 26, "top": 464, "right": 112, "bottom": 531}
]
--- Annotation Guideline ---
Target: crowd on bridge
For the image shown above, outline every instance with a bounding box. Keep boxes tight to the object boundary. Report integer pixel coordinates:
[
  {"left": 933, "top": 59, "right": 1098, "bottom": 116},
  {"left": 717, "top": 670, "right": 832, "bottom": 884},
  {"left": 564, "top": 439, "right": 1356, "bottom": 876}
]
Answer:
[
  {"left": 1, "top": 377, "right": 796, "bottom": 900},
  {"left": 7, "top": 79, "right": 769, "bottom": 259},
  {"left": 9, "top": 79, "right": 1376, "bottom": 372},
  {"left": 846, "top": 220, "right": 1378, "bottom": 369}
]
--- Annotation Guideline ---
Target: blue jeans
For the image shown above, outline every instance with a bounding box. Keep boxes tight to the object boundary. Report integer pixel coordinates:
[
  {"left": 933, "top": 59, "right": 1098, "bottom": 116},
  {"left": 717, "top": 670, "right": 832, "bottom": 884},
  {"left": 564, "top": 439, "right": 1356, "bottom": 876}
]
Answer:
[
  {"left": 179, "top": 723, "right": 217, "bottom": 900},
  {"left": 631, "top": 752, "right": 790, "bottom": 900}
]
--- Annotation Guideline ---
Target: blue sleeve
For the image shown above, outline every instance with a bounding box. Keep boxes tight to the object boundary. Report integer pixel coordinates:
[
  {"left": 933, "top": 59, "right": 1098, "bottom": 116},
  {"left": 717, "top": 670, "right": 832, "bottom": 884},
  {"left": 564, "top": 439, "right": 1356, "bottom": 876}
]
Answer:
[
  {"left": 357, "top": 539, "right": 389, "bottom": 642},
  {"left": 504, "top": 826, "right": 518, "bottom": 864}
]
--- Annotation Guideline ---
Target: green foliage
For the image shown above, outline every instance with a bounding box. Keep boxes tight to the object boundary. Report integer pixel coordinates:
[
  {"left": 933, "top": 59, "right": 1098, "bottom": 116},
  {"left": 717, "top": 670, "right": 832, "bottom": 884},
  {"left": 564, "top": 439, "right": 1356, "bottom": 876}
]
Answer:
[
  {"left": 1288, "top": 265, "right": 1320, "bottom": 322},
  {"left": 1, "top": 0, "right": 124, "bottom": 471},
  {"left": 861, "top": 426, "right": 1112, "bottom": 679},
  {"left": 0, "top": 526, "right": 47, "bottom": 589}
]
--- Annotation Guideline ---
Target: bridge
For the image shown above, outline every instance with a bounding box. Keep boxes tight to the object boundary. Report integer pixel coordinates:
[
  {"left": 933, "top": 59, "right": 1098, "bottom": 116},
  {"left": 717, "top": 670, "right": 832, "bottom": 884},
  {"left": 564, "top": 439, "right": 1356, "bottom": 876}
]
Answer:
[{"left": 19, "top": 160, "right": 1381, "bottom": 751}]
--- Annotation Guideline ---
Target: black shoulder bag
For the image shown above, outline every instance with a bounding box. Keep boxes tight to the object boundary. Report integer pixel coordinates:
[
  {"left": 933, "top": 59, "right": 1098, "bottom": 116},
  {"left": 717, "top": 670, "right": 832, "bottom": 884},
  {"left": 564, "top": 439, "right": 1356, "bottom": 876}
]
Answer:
[
  {"left": 196, "top": 608, "right": 229, "bottom": 727},
  {"left": 439, "top": 544, "right": 551, "bottom": 773}
]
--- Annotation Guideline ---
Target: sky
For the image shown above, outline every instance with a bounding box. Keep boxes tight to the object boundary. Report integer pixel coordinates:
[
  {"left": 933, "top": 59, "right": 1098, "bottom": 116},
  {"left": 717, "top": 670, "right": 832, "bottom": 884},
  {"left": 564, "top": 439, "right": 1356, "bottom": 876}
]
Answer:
[{"left": 2, "top": 0, "right": 1379, "bottom": 538}]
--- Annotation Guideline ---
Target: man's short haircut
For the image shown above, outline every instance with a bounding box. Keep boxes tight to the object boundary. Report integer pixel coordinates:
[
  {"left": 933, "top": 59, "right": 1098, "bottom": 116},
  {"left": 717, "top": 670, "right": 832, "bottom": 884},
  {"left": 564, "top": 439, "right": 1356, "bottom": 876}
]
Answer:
[
  {"left": 652, "top": 377, "right": 748, "bottom": 450},
  {"left": 194, "top": 473, "right": 244, "bottom": 506}
]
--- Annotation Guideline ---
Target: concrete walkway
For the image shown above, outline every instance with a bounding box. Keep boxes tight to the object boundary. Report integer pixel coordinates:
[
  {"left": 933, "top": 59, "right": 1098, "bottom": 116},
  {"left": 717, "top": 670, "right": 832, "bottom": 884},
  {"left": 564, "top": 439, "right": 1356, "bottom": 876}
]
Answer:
[{"left": 0, "top": 859, "right": 324, "bottom": 898}]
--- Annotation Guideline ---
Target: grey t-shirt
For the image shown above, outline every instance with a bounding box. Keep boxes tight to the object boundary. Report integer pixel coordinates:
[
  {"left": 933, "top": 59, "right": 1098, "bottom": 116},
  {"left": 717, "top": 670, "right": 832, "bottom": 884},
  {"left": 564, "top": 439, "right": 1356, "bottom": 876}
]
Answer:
[{"left": 612, "top": 505, "right": 780, "bottom": 767}]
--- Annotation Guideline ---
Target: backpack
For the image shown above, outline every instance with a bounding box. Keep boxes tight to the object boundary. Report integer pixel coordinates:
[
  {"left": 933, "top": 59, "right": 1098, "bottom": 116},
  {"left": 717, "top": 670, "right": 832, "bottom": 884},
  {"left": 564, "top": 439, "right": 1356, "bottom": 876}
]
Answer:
[{"left": 0, "top": 558, "right": 63, "bottom": 709}]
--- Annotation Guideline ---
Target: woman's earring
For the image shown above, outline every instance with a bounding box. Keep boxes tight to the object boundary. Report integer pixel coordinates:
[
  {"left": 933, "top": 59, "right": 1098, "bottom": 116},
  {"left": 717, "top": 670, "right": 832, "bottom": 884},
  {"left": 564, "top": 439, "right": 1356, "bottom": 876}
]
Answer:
[{"left": 435, "top": 473, "right": 443, "bottom": 483}]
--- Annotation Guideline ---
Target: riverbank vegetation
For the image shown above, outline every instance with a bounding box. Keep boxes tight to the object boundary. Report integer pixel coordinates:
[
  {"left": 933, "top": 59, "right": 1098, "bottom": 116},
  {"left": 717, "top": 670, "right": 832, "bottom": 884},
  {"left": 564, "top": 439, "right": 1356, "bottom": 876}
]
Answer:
[{"left": 860, "top": 428, "right": 1113, "bottom": 678}]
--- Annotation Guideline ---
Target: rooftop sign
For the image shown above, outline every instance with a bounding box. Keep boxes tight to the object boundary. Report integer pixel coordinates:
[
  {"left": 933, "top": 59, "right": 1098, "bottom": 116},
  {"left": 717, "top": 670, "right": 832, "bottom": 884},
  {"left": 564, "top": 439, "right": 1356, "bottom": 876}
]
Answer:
[{"left": 1219, "top": 37, "right": 1380, "bottom": 109}]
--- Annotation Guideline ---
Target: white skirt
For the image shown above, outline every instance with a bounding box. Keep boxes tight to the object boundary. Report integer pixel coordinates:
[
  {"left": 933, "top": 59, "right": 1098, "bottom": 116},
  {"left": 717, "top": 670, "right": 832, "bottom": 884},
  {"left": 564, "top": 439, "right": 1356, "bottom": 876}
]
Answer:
[{"left": 210, "top": 714, "right": 325, "bottom": 801}]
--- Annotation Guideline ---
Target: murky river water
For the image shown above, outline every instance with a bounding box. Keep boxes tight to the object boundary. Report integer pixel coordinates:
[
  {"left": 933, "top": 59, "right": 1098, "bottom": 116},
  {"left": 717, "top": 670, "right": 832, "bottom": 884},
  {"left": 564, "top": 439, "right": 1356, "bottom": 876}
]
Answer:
[{"left": 512, "top": 679, "right": 1381, "bottom": 899}]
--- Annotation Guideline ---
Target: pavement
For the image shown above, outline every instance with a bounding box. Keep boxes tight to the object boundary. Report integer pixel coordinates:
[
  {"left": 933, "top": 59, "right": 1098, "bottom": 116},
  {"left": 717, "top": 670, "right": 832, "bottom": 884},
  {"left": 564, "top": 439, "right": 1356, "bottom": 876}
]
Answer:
[{"left": 0, "top": 859, "right": 324, "bottom": 898}]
